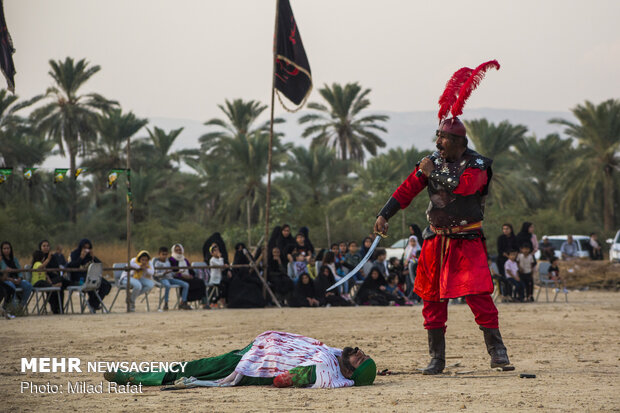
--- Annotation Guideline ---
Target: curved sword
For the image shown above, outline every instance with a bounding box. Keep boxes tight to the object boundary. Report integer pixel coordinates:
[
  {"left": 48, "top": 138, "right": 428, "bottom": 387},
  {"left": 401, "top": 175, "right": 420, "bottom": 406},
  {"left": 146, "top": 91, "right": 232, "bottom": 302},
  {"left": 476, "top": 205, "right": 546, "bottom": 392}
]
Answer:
[{"left": 326, "top": 233, "right": 384, "bottom": 292}]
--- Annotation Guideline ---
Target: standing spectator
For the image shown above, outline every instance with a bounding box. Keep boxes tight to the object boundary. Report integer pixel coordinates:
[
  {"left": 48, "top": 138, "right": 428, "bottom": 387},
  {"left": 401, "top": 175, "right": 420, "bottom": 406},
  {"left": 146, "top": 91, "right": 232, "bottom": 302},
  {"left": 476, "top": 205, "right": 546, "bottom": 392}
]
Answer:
[
  {"left": 560, "top": 235, "right": 578, "bottom": 260},
  {"left": 67, "top": 239, "right": 111, "bottom": 312},
  {"left": 307, "top": 255, "right": 317, "bottom": 279},
  {"left": 409, "top": 224, "right": 425, "bottom": 249},
  {"left": 539, "top": 236, "right": 556, "bottom": 261},
  {"left": 516, "top": 244, "right": 536, "bottom": 302},
  {"left": 275, "top": 225, "right": 296, "bottom": 259},
  {"left": 343, "top": 241, "right": 362, "bottom": 282},
  {"left": 516, "top": 222, "right": 538, "bottom": 254},
  {"left": 169, "top": 243, "right": 207, "bottom": 306},
  {"left": 288, "top": 273, "right": 319, "bottom": 307},
  {"left": 403, "top": 235, "right": 421, "bottom": 297},
  {"left": 37, "top": 240, "right": 70, "bottom": 313},
  {"left": 372, "top": 248, "right": 389, "bottom": 277},
  {"left": 496, "top": 224, "right": 517, "bottom": 278},
  {"left": 588, "top": 233, "right": 604, "bottom": 260},
  {"left": 52, "top": 245, "right": 67, "bottom": 267},
  {"left": 1, "top": 241, "right": 34, "bottom": 310},
  {"left": 119, "top": 250, "right": 155, "bottom": 312},
  {"left": 153, "top": 247, "right": 191, "bottom": 311},
  {"left": 504, "top": 250, "right": 524, "bottom": 302}
]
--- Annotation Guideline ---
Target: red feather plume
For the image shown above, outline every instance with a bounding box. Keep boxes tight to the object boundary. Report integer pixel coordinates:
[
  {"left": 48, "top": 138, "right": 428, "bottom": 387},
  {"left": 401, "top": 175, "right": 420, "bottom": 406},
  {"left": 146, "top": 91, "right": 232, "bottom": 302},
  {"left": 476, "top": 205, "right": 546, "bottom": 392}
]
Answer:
[
  {"left": 437, "top": 67, "right": 472, "bottom": 121},
  {"left": 450, "top": 60, "right": 500, "bottom": 118}
]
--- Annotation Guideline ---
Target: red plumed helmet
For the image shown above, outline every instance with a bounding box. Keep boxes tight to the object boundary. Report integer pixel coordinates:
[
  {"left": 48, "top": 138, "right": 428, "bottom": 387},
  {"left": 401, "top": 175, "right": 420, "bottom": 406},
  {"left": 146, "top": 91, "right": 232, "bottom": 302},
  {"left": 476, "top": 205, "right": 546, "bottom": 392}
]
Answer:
[{"left": 437, "top": 60, "right": 500, "bottom": 136}]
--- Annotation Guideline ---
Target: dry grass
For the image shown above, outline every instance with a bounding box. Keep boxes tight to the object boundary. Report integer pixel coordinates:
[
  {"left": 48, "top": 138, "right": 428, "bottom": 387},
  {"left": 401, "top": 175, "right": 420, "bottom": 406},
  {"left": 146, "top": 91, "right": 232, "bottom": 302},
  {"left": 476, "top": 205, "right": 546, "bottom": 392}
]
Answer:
[{"left": 559, "top": 260, "right": 620, "bottom": 290}]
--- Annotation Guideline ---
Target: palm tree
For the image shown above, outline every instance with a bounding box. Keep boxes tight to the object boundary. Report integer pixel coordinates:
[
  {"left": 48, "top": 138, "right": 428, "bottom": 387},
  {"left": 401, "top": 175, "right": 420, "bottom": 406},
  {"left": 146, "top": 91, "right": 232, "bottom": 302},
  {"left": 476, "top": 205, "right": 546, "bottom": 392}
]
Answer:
[
  {"left": 84, "top": 109, "right": 148, "bottom": 207},
  {"left": 550, "top": 99, "right": 620, "bottom": 231},
  {"left": 146, "top": 126, "right": 184, "bottom": 167},
  {"left": 464, "top": 119, "right": 533, "bottom": 208},
  {"left": 32, "top": 57, "right": 118, "bottom": 222},
  {"left": 299, "top": 82, "right": 388, "bottom": 163},
  {"left": 515, "top": 134, "right": 573, "bottom": 206},
  {"left": 199, "top": 98, "right": 283, "bottom": 149}
]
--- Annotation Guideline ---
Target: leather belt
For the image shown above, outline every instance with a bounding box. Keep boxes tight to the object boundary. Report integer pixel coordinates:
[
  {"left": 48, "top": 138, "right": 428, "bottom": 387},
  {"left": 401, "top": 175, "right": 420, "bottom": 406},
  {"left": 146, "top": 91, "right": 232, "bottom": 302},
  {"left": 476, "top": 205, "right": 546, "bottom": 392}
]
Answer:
[{"left": 431, "top": 221, "right": 482, "bottom": 235}]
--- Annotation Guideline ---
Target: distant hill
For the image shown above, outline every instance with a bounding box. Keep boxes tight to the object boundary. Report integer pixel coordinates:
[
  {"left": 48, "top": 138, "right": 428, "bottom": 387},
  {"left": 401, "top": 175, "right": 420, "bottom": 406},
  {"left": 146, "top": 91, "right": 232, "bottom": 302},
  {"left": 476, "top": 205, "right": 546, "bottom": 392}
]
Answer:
[{"left": 40, "top": 108, "right": 576, "bottom": 169}]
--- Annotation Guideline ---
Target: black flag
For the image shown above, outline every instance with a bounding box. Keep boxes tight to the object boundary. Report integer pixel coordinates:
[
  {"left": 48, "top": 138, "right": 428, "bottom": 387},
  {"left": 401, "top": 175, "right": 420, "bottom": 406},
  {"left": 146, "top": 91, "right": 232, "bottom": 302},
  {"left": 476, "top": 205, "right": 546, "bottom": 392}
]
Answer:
[
  {"left": 0, "top": 0, "right": 15, "bottom": 92},
  {"left": 274, "top": 0, "right": 312, "bottom": 106}
]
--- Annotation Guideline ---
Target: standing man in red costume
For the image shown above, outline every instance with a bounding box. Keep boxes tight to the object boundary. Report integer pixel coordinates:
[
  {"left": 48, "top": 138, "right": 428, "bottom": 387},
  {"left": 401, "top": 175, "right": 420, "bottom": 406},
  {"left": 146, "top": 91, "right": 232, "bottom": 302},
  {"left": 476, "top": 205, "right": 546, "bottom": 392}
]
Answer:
[{"left": 374, "top": 60, "right": 513, "bottom": 375}]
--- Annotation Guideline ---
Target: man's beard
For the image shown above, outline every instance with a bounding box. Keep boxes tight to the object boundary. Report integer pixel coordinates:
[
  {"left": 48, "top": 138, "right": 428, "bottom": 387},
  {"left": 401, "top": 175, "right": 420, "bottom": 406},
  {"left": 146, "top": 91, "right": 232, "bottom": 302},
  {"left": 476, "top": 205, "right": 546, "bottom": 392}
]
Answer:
[{"left": 341, "top": 347, "right": 356, "bottom": 372}]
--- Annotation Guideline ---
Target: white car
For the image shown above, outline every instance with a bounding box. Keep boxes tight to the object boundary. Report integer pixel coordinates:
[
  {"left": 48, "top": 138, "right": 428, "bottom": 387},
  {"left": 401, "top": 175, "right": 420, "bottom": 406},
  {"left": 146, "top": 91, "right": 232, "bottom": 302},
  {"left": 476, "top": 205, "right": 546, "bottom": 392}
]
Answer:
[
  {"left": 535, "top": 235, "right": 591, "bottom": 260},
  {"left": 385, "top": 238, "right": 408, "bottom": 261},
  {"left": 607, "top": 230, "right": 620, "bottom": 262}
]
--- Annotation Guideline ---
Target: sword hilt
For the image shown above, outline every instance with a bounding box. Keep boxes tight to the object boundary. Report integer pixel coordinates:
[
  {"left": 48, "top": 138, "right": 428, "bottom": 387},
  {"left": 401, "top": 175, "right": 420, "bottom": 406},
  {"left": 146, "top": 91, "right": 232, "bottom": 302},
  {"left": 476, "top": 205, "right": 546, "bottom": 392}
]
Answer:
[{"left": 374, "top": 231, "right": 388, "bottom": 239}]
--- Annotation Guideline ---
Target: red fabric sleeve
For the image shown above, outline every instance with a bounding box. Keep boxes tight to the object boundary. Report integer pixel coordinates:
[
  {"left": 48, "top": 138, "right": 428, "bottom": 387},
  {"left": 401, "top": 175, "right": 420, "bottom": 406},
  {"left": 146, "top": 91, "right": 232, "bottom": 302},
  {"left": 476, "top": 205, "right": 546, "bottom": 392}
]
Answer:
[
  {"left": 453, "top": 168, "right": 488, "bottom": 196},
  {"left": 392, "top": 166, "right": 428, "bottom": 209}
]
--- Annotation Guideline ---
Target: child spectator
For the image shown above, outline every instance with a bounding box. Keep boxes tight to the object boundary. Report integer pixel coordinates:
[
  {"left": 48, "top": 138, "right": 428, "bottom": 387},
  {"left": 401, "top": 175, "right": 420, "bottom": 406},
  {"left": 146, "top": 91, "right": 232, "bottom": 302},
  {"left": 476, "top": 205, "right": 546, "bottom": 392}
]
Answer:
[
  {"left": 153, "top": 247, "right": 191, "bottom": 311},
  {"left": 307, "top": 255, "right": 317, "bottom": 279},
  {"left": 504, "top": 249, "right": 525, "bottom": 302},
  {"left": 169, "top": 243, "right": 207, "bottom": 307},
  {"left": 289, "top": 273, "right": 319, "bottom": 307},
  {"left": 120, "top": 250, "right": 155, "bottom": 312},
  {"left": 549, "top": 257, "right": 568, "bottom": 293},
  {"left": 1, "top": 241, "right": 33, "bottom": 310},
  {"left": 373, "top": 248, "right": 389, "bottom": 277},
  {"left": 286, "top": 233, "right": 311, "bottom": 263},
  {"left": 343, "top": 241, "right": 362, "bottom": 282},
  {"left": 292, "top": 253, "right": 308, "bottom": 281},
  {"left": 385, "top": 273, "right": 411, "bottom": 305},
  {"left": 31, "top": 250, "right": 49, "bottom": 286},
  {"left": 517, "top": 243, "right": 536, "bottom": 302},
  {"left": 52, "top": 244, "right": 67, "bottom": 267}
]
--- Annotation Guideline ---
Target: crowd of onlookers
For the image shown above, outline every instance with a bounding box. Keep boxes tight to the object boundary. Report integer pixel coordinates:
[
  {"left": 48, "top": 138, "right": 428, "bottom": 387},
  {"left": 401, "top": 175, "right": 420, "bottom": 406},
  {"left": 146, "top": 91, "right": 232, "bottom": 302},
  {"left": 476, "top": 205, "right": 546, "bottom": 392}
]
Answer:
[{"left": 0, "top": 222, "right": 608, "bottom": 317}]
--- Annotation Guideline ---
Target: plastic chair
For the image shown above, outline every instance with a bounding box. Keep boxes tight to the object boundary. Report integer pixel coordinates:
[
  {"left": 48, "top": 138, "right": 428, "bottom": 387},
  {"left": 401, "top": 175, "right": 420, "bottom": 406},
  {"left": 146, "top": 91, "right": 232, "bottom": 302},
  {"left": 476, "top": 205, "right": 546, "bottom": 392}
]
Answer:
[
  {"left": 109, "top": 263, "right": 129, "bottom": 312},
  {"left": 64, "top": 263, "right": 108, "bottom": 314},
  {"left": 535, "top": 262, "right": 567, "bottom": 302}
]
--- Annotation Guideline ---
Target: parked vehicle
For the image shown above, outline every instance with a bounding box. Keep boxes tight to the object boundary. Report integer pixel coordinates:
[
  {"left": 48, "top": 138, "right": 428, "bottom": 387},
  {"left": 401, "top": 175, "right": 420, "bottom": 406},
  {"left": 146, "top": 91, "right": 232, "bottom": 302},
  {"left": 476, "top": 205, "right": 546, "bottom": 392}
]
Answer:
[
  {"left": 385, "top": 238, "right": 407, "bottom": 260},
  {"left": 534, "top": 235, "right": 590, "bottom": 260},
  {"left": 606, "top": 230, "right": 620, "bottom": 262}
]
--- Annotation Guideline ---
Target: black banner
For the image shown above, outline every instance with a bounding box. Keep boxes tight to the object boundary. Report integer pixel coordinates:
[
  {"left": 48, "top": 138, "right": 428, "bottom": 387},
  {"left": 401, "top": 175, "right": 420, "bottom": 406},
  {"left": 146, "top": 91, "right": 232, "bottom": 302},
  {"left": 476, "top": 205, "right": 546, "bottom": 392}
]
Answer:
[
  {"left": 274, "top": 0, "right": 312, "bottom": 106},
  {"left": 0, "top": 0, "right": 15, "bottom": 92}
]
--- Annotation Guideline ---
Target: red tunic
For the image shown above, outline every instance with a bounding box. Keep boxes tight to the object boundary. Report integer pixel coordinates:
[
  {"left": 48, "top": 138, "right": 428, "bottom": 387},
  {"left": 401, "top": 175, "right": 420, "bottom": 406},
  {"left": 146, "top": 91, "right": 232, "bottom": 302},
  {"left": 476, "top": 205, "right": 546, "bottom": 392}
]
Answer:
[{"left": 392, "top": 165, "right": 493, "bottom": 301}]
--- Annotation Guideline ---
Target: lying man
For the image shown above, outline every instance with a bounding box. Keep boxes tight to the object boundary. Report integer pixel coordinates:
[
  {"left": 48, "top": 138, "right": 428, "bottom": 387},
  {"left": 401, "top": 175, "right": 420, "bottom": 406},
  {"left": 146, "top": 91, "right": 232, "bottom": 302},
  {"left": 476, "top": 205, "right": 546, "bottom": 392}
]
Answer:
[{"left": 104, "top": 331, "right": 376, "bottom": 388}]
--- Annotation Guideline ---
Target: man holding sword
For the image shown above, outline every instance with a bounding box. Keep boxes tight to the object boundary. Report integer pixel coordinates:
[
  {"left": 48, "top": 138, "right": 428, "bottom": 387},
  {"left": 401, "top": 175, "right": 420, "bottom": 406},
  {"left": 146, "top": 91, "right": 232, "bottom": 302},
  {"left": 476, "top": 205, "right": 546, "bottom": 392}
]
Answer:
[{"left": 373, "top": 60, "right": 513, "bottom": 375}]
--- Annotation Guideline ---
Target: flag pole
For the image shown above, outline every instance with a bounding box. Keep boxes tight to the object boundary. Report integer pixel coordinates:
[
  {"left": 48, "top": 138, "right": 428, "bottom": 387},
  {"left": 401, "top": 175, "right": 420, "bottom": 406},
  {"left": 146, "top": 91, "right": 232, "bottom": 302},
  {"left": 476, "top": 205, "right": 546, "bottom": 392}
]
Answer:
[
  {"left": 263, "top": 0, "right": 279, "bottom": 298},
  {"left": 126, "top": 135, "right": 132, "bottom": 312}
]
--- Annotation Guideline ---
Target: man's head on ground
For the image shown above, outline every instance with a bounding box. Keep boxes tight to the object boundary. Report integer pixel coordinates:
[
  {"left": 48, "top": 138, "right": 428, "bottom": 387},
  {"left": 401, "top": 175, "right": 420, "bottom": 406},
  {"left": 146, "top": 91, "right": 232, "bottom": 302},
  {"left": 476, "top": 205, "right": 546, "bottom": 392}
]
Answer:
[
  {"left": 339, "top": 346, "right": 376, "bottom": 385},
  {"left": 348, "top": 241, "right": 358, "bottom": 254}
]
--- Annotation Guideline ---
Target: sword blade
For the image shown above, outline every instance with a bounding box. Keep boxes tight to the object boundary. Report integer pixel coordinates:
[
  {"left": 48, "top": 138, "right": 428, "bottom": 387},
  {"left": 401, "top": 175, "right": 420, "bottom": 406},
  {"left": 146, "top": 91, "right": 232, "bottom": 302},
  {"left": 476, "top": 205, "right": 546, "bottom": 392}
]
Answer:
[{"left": 326, "top": 236, "right": 381, "bottom": 291}]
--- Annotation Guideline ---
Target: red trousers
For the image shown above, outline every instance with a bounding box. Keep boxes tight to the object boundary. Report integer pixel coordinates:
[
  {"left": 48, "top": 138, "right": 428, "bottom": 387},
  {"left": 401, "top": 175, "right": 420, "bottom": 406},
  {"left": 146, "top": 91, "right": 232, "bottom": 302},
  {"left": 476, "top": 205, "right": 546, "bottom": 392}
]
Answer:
[{"left": 422, "top": 294, "right": 498, "bottom": 330}]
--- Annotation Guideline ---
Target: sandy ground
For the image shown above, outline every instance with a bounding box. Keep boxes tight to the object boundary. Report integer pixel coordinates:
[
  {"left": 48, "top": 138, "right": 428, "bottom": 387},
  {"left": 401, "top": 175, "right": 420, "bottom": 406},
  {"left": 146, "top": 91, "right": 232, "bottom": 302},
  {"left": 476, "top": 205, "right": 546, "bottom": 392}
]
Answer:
[{"left": 1, "top": 290, "right": 619, "bottom": 412}]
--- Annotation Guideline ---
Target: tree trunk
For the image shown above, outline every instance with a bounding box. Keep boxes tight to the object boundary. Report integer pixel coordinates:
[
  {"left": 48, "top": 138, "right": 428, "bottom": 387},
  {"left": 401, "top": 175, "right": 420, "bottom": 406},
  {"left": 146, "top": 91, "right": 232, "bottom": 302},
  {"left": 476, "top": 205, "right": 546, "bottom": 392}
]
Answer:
[
  {"left": 324, "top": 210, "right": 331, "bottom": 247},
  {"left": 246, "top": 197, "right": 252, "bottom": 247},
  {"left": 69, "top": 150, "right": 77, "bottom": 223},
  {"left": 603, "top": 166, "right": 615, "bottom": 232}
]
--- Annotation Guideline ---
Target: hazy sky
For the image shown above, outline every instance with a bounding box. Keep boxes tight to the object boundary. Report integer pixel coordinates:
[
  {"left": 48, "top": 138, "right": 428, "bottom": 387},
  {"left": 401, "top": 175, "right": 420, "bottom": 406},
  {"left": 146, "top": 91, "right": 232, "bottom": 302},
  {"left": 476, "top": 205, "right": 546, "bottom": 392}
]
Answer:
[{"left": 7, "top": 0, "right": 620, "bottom": 122}]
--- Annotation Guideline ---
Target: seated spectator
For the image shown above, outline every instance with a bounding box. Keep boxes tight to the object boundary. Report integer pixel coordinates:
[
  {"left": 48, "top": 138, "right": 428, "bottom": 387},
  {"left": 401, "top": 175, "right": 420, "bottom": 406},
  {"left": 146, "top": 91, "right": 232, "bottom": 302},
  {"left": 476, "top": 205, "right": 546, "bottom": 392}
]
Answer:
[
  {"left": 153, "top": 246, "right": 191, "bottom": 311},
  {"left": 539, "top": 236, "right": 555, "bottom": 261},
  {"left": 286, "top": 232, "right": 312, "bottom": 263},
  {"left": 307, "top": 255, "right": 317, "bottom": 279},
  {"left": 504, "top": 249, "right": 525, "bottom": 302},
  {"left": 169, "top": 243, "right": 207, "bottom": 307},
  {"left": 343, "top": 241, "right": 362, "bottom": 282},
  {"left": 37, "top": 240, "right": 70, "bottom": 314},
  {"left": 269, "top": 225, "right": 295, "bottom": 261},
  {"left": 67, "top": 239, "right": 112, "bottom": 312},
  {"left": 402, "top": 235, "right": 421, "bottom": 298},
  {"left": 288, "top": 273, "right": 319, "bottom": 307},
  {"left": 30, "top": 250, "right": 65, "bottom": 314},
  {"left": 359, "top": 237, "right": 373, "bottom": 258},
  {"left": 517, "top": 244, "right": 536, "bottom": 302},
  {"left": 292, "top": 253, "right": 308, "bottom": 282},
  {"left": 322, "top": 251, "right": 348, "bottom": 295},
  {"left": 372, "top": 248, "right": 389, "bottom": 277},
  {"left": 1, "top": 241, "right": 33, "bottom": 311},
  {"left": 313, "top": 265, "right": 352, "bottom": 307},
  {"left": 119, "top": 250, "right": 155, "bottom": 312},
  {"left": 355, "top": 267, "right": 392, "bottom": 306},
  {"left": 588, "top": 233, "right": 604, "bottom": 260},
  {"left": 0, "top": 269, "right": 16, "bottom": 318},
  {"left": 488, "top": 256, "right": 509, "bottom": 301},
  {"left": 549, "top": 257, "right": 568, "bottom": 294},
  {"left": 222, "top": 243, "right": 266, "bottom": 308},
  {"left": 266, "top": 247, "right": 294, "bottom": 299},
  {"left": 52, "top": 244, "right": 67, "bottom": 267},
  {"left": 298, "top": 226, "right": 315, "bottom": 256},
  {"left": 560, "top": 235, "right": 578, "bottom": 260},
  {"left": 385, "top": 273, "right": 411, "bottom": 305}
]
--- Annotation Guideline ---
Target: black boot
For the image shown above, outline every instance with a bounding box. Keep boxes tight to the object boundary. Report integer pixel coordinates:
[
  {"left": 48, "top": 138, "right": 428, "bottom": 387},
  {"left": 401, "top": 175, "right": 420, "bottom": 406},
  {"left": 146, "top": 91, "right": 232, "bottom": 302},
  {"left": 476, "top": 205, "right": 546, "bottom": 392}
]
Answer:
[
  {"left": 480, "top": 327, "right": 514, "bottom": 370},
  {"left": 423, "top": 328, "right": 445, "bottom": 375}
]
